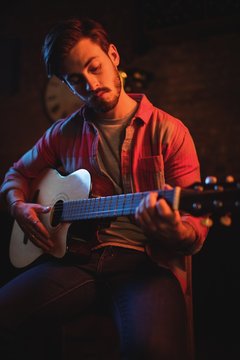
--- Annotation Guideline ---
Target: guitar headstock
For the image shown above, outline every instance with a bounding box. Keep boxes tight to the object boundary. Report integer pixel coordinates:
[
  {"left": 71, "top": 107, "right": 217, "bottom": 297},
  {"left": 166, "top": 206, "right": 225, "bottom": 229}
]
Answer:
[{"left": 180, "top": 175, "right": 240, "bottom": 227}]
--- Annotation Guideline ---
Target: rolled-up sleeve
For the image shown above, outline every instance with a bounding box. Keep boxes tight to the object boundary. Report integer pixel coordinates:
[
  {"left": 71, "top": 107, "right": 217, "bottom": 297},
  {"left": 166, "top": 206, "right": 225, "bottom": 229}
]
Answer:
[{"left": 0, "top": 121, "right": 62, "bottom": 202}]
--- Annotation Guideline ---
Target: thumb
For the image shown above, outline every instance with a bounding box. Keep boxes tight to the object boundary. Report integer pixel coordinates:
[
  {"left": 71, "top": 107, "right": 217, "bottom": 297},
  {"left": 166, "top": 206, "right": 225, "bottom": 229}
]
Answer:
[
  {"left": 163, "top": 183, "right": 173, "bottom": 190},
  {"left": 34, "top": 204, "right": 51, "bottom": 213},
  {"left": 42, "top": 206, "right": 51, "bottom": 213}
]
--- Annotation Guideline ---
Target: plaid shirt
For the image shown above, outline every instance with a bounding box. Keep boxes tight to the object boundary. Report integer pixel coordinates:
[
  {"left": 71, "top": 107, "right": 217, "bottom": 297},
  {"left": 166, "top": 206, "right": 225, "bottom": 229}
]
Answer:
[{"left": 0, "top": 93, "right": 208, "bottom": 292}]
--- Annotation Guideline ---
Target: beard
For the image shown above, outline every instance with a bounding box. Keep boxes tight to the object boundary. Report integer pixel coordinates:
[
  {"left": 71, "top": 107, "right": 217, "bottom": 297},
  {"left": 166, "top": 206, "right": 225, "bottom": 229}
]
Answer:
[{"left": 86, "top": 66, "right": 122, "bottom": 113}]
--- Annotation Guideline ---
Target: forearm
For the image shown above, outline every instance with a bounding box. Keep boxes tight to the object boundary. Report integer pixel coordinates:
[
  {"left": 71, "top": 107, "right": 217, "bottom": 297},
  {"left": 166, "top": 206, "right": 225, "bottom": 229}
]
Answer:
[
  {"left": 6, "top": 189, "right": 26, "bottom": 216},
  {"left": 152, "top": 215, "right": 198, "bottom": 253}
]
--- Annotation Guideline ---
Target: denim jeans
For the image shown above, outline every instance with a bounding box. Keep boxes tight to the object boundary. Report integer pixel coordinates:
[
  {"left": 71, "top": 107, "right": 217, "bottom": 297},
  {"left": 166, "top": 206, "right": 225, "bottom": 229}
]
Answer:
[{"left": 0, "top": 246, "right": 190, "bottom": 360}]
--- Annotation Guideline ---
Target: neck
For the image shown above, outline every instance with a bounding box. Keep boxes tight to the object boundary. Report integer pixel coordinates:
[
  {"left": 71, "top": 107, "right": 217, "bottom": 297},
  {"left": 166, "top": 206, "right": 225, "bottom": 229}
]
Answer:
[{"left": 96, "top": 90, "right": 138, "bottom": 121}]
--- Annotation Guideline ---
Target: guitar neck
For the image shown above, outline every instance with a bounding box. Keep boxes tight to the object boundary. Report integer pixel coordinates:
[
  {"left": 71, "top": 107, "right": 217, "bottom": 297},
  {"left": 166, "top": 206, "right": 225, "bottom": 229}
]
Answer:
[{"left": 54, "top": 189, "right": 178, "bottom": 223}]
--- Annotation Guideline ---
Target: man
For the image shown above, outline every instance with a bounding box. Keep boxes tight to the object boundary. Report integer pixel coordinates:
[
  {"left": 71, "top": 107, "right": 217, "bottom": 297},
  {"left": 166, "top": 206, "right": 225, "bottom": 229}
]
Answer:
[{"left": 0, "top": 17, "right": 208, "bottom": 360}]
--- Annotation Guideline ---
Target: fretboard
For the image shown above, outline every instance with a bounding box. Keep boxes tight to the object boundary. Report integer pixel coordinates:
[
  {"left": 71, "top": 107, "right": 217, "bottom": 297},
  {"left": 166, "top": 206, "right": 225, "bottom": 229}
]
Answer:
[{"left": 53, "top": 189, "right": 176, "bottom": 223}]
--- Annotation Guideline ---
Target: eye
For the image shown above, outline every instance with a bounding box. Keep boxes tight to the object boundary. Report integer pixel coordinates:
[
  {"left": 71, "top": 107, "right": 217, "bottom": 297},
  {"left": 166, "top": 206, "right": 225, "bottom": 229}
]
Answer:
[
  {"left": 66, "top": 74, "right": 85, "bottom": 86},
  {"left": 89, "top": 64, "right": 102, "bottom": 74}
]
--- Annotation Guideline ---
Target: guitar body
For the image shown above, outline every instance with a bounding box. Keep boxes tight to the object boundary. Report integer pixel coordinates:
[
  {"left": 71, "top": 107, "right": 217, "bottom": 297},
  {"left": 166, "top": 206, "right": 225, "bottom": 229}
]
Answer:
[{"left": 9, "top": 168, "right": 91, "bottom": 268}]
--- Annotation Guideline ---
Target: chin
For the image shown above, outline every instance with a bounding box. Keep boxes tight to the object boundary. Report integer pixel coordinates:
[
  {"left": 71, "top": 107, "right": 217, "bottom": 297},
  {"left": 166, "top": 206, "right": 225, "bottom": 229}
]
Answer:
[{"left": 91, "top": 98, "right": 118, "bottom": 113}]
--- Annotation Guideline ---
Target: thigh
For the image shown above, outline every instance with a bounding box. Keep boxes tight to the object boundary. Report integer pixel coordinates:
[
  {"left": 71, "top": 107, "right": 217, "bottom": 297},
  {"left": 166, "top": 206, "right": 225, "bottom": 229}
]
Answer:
[
  {"left": 0, "top": 259, "right": 97, "bottom": 331},
  {"left": 107, "top": 263, "right": 189, "bottom": 360}
]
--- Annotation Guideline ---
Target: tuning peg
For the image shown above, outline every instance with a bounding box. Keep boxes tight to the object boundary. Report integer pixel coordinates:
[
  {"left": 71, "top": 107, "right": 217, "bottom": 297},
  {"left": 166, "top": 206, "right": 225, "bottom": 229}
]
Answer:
[
  {"left": 193, "top": 184, "right": 204, "bottom": 191},
  {"left": 205, "top": 176, "right": 217, "bottom": 184},
  {"left": 201, "top": 217, "right": 213, "bottom": 227},
  {"left": 225, "top": 175, "right": 235, "bottom": 183},
  {"left": 220, "top": 214, "right": 232, "bottom": 226}
]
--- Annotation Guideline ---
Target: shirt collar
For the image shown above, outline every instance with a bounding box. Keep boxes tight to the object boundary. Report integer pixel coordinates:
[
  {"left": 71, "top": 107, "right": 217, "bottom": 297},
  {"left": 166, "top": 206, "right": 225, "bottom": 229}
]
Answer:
[
  {"left": 128, "top": 93, "right": 154, "bottom": 125},
  {"left": 81, "top": 93, "right": 153, "bottom": 126}
]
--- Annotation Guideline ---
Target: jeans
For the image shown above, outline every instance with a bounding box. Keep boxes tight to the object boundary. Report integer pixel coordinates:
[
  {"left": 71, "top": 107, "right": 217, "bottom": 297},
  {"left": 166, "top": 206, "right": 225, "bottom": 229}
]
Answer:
[{"left": 0, "top": 246, "right": 190, "bottom": 360}]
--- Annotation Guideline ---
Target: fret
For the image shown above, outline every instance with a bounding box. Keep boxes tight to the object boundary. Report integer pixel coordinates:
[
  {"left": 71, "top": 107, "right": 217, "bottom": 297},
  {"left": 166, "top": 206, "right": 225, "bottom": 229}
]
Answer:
[{"left": 61, "top": 190, "right": 165, "bottom": 222}]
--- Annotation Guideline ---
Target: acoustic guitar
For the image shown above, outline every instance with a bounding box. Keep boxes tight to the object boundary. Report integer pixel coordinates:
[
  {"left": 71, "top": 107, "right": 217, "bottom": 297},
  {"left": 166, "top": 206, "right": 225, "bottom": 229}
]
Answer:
[{"left": 9, "top": 168, "right": 240, "bottom": 268}]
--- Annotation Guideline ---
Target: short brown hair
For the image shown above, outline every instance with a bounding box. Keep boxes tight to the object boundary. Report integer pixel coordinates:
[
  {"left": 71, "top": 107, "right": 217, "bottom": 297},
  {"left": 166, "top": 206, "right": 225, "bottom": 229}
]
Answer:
[{"left": 42, "top": 17, "right": 111, "bottom": 78}]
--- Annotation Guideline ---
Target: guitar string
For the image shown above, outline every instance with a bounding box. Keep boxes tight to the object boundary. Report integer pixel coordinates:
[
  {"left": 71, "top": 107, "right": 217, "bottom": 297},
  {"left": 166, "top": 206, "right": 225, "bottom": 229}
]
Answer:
[{"left": 51, "top": 191, "right": 173, "bottom": 221}]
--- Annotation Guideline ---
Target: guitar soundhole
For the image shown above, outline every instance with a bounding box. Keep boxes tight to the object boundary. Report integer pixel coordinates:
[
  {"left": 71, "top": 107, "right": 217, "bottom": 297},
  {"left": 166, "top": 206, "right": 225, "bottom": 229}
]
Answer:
[{"left": 51, "top": 200, "right": 63, "bottom": 226}]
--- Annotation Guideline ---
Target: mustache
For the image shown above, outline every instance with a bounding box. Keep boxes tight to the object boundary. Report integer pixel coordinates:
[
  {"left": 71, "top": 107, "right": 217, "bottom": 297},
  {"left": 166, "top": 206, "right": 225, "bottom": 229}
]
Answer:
[{"left": 88, "top": 87, "right": 110, "bottom": 98}]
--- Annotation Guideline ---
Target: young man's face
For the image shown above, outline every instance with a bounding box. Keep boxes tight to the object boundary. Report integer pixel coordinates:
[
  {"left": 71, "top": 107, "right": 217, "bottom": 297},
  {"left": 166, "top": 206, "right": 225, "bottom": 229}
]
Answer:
[{"left": 60, "top": 38, "right": 122, "bottom": 113}]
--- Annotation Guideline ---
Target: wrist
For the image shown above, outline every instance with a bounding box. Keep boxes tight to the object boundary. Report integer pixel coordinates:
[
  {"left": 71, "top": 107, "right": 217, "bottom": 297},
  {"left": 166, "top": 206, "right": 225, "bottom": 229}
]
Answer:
[
  {"left": 6, "top": 189, "right": 25, "bottom": 213},
  {"left": 177, "top": 221, "right": 198, "bottom": 254},
  {"left": 8, "top": 199, "right": 24, "bottom": 215},
  {"left": 180, "top": 221, "right": 196, "bottom": 242},
  {"left": 9, "top": 199, "right": 24, "bottom": 207}
]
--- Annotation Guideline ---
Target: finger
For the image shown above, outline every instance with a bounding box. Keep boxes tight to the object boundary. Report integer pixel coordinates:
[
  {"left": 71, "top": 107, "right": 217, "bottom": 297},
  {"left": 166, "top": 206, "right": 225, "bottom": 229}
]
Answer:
[
  {"left": 27, "top": 217, "right": 41, "bottom": 231},
  {"left": 156, "top": 200, "right": 182, "bottom": 231},
  {"left": 29, "top": 217, "right": 53, "bottom": 247},
  {"left": 29, "top": 224, "right": 53, "bottom": 250},
  {"left": 30, "top": 234, "right": 52, "bottom": 252},
  {"left": 135, "top": 193, "right": 158, "bottom": 231},
  {"left": 156, "top": 198, "right": 173, "bottom": 217},
  {"left": 163, "top": 183, "right": 173, "bottom": 190},
  {"left": 137, "top": 207, "right": 157, "bottom": 231}
]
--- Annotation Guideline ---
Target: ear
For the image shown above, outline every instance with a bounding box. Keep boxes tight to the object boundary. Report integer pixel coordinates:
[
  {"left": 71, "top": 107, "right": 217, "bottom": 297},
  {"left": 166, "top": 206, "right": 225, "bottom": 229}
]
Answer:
[{"left": 108, "top": 44, "right": 120, "bottom": 66}]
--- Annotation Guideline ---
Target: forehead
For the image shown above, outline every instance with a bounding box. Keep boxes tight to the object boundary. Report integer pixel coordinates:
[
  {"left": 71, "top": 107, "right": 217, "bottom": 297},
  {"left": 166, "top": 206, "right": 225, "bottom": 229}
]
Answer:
[{"left": 62, "top": 38, "right": 107, "bottom": 72}]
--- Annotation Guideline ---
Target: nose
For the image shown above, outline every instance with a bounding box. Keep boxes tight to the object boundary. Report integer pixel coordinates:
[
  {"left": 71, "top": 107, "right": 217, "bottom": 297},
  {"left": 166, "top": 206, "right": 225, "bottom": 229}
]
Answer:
[{"left": 85, "top": 75, "right": 99, "bottom": 92}]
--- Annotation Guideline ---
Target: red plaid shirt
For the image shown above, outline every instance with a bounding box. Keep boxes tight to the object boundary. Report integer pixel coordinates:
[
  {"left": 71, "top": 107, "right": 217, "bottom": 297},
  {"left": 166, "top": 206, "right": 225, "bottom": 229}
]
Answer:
[{"left": 1, "top": 94, "right": 208, "bottom": 292}]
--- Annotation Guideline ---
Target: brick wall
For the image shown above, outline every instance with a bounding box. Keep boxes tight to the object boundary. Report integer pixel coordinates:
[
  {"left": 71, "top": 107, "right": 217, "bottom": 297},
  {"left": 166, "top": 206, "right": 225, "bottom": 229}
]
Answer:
[{"left": 127, "top": 20, "right": 240, "bottom": 182}]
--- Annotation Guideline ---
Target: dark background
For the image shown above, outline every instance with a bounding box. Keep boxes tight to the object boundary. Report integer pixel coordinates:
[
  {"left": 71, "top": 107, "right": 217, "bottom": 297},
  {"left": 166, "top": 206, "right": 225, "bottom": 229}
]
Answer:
[{"left": 1, "top": 1, "right": 240, "bottom": 359}]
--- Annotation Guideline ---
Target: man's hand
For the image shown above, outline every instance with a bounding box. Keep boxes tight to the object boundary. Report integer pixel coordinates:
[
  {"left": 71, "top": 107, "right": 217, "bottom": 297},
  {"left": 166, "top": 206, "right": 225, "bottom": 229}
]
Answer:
[
  {"left": 11, "top": 201, "right": 54, "bottom": 252},
  {"left": 135, "top": 188, "right": 196, "bottom": 250}
]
